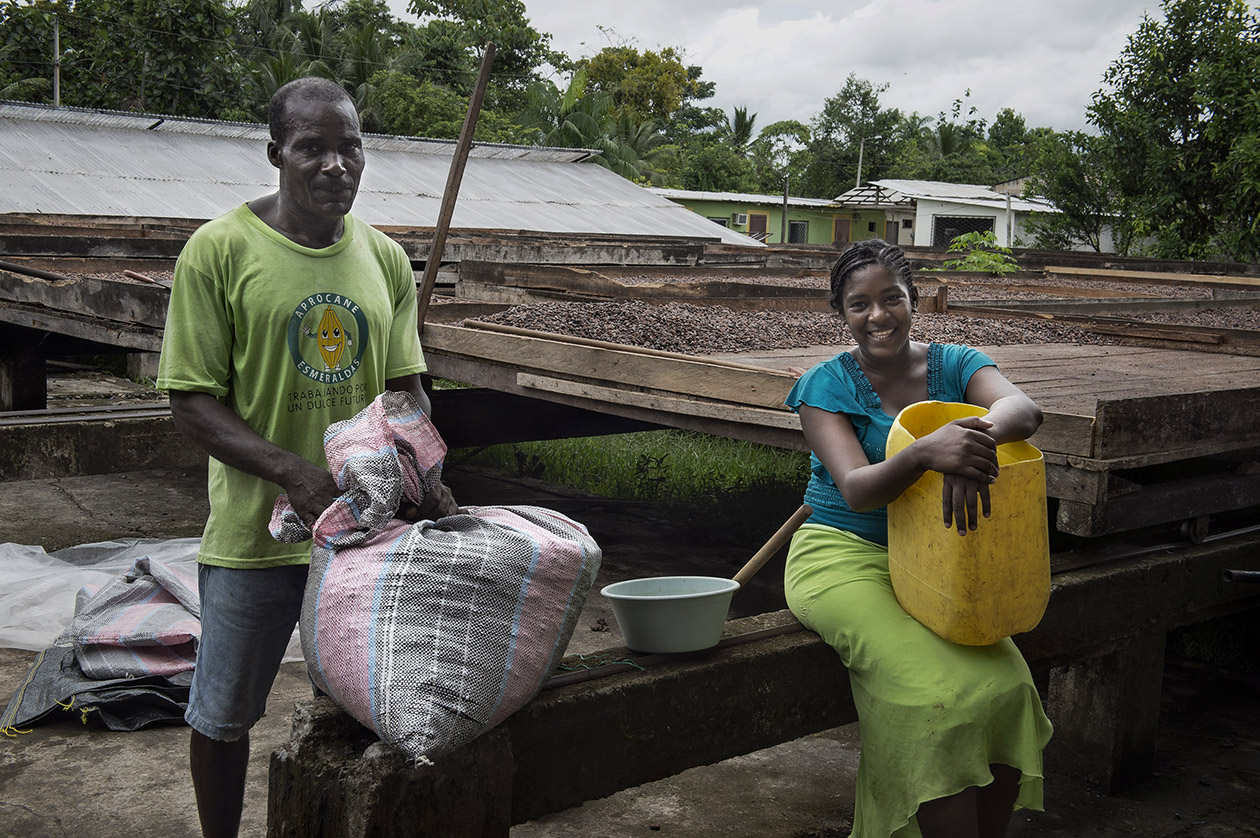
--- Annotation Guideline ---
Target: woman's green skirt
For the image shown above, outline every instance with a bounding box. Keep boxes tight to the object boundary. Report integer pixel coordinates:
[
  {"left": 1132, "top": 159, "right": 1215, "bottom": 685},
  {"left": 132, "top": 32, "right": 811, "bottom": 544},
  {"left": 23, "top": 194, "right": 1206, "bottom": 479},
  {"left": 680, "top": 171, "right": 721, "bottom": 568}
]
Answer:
[{"left": 785, "top": 524, "right": 1053, "bottom": 837}]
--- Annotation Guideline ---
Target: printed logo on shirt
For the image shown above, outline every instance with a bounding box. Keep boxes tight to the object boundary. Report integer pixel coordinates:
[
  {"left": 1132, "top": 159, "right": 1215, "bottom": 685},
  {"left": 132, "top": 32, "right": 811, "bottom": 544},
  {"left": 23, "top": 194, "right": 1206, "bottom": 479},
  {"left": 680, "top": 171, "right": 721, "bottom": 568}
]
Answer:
[{"left": 287, "top": 293, "right": 370, "bottom": 384}]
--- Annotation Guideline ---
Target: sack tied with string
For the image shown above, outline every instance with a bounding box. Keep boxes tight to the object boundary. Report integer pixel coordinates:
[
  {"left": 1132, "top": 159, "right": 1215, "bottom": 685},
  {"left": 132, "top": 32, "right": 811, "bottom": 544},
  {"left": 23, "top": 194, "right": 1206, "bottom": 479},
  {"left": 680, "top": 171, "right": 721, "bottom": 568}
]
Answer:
[{"left": 270, "top": 390, "right": 601, "bottom": 761}]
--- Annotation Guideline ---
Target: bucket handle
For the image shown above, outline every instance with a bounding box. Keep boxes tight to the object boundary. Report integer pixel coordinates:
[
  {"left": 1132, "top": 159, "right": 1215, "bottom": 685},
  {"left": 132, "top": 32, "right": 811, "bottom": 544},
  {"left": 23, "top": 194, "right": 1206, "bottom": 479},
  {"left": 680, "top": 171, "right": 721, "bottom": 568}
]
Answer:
[{"left": 733, "top": 504, "right": 813, "bottom": 587}]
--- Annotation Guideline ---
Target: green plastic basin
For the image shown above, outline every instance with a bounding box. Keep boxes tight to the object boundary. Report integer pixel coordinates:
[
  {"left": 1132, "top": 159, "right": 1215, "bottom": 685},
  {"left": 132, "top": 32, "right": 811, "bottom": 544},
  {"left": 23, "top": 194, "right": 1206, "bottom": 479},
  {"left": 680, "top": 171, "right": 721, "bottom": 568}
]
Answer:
[{"left": 600, "top": 575, "right": 739, "bottom": 653}]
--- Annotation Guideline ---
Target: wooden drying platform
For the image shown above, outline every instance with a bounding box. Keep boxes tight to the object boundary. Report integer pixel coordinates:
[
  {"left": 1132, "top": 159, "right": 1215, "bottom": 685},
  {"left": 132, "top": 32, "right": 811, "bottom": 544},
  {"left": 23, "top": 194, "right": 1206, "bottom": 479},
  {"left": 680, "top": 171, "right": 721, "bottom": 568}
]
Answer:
[
  {"left": 715, "top": 342, "right": 1260, "bottom": 538},
  {"left": 425, "top": 324, "right": 1260, "bottom": 537}
]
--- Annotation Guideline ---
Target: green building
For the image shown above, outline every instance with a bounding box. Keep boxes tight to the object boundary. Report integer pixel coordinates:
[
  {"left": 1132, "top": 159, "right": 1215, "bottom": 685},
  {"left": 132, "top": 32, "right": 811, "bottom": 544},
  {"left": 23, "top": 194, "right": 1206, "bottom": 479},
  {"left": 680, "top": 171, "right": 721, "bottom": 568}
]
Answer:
[{"left": 649, "top": 187, "right": 890, "bottom": 245}]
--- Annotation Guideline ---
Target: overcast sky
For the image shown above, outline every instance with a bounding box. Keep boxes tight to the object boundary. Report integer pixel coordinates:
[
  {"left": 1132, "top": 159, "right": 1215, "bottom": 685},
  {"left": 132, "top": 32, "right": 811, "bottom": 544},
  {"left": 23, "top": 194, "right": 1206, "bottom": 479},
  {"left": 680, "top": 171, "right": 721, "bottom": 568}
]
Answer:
[
  {"left": 520, "top": 0, "right": 1171, "bottom": 134},
  {"left": 388, "top": 1, "right": 1181, "bottom": 134}
]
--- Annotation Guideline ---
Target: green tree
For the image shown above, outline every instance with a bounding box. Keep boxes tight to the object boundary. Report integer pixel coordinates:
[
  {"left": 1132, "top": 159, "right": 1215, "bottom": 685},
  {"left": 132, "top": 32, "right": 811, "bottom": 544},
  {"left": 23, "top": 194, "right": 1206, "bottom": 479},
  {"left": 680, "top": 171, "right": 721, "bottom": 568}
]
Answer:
[
  {"left": 1023, "top": 131, "right": 1125, "bottom": 253},
  {"left": 581, "top": 45, "right": 710, "bottom": 127},
  {"left": 717, "top": 105, "right": 757, "bottom": 152},
  {"left": 680, "top": 141, "right": 755, "bottom": 192},
  {"left": 800, "top": 74, "right": 903, "bottom": 198},
  {"left": 0, "top": 4, "right": 64, "bottom": 101},
  {"left": 372, "top": 69, "right": 531, "bottom": 142},
  {"left": 747, "top": 119, "right": 811, "bottom": 194},
  {"left": 0, "top": 0, "right": 238, "bottom": 116},
  {"left": 407, "top": 0, "right": 553, "bottom": 112},
  {"left": 518, "top": 68, "right": 663, "bottom": 181},
  {"left": 1088, "top": 0, "right": 1260, "bottom": 260}
]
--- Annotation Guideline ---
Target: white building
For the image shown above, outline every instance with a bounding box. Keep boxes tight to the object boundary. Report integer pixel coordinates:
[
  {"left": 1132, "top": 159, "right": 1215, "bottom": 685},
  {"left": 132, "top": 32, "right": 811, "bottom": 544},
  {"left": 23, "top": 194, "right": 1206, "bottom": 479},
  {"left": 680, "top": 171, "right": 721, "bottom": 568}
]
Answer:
[{"left": 834, "top": 179, "right": 1118, "bottom": 252}]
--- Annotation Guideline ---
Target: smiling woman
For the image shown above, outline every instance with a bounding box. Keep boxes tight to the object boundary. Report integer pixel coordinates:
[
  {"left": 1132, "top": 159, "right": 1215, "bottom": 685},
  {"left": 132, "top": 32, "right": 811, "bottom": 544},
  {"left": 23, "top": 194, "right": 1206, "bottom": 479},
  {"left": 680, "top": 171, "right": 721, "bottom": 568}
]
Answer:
[{"left": 782, "top": 238, "right": 1051, "bottom": 838}]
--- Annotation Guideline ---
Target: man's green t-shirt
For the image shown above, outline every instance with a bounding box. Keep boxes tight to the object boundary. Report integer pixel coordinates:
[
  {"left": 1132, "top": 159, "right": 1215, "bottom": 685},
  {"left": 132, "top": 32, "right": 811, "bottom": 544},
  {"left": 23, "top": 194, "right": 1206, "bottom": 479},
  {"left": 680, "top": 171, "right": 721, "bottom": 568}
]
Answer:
[{"left": 157, "top": 204, "right": 426, "bottom": 568}]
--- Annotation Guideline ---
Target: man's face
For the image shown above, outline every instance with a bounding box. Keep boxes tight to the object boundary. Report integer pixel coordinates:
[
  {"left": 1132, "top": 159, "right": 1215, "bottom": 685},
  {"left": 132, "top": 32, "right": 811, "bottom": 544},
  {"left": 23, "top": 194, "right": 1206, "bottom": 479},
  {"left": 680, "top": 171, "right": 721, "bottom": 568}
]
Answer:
[{"left": 269, "top": 97, "right": 365, "bottom": 223}]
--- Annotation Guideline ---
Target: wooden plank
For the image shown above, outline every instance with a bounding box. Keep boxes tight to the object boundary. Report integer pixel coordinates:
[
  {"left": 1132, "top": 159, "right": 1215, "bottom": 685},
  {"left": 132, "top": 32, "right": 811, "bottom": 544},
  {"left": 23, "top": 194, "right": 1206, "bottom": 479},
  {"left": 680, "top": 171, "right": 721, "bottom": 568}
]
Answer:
[
  {"left": 1094, "top": 388, "right": 1260, "bottom": 459},
  {"left": 0, "top": 234, "right": 185, "bottom": 259},
  {"left": 423, "top": 323, "right": 797, "bottom": 410},
  {"left": 1045, "top": 265, "right": 1260, "bottom": 290},
  {"left": 1028, "top": 413, "right": 1096, "bottom": 458},
  {"left": 969, "top": 294, "right": 1260, "bottom": 315},
  {"left": 517, "top": 373, "right": 802, "bottom": 430},
  {"left": 426, "top": 353, "right": 806, "bottom": 450},
  {"left": 1056, "top": 471, "right": 1260, "bottom": 537},
  {"left": 0, "top": 269, "right": 170, "bottom": 327},
  {"left": 0, "top": 303, "right": 163, "bottom": 351}
]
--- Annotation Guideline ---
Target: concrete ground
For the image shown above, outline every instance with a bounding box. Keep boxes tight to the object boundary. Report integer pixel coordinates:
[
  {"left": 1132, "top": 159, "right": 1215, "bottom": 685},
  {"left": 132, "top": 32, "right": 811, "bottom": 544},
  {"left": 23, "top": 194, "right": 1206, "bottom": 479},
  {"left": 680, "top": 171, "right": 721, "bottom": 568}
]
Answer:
[{"left": 1, "top": 465, "right": 1258, "bottom": 837}]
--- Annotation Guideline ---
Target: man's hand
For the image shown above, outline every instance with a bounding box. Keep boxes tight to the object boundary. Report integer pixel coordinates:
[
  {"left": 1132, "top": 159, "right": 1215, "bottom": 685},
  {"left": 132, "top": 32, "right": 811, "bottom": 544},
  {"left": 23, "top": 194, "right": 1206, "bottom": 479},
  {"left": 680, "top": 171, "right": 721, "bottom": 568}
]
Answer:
[
  {"left": 399, "top": 481, "right": 460, "bottom": 522},
  {"left": 283, "top": 461, "right": 342, "bottom": 529}
]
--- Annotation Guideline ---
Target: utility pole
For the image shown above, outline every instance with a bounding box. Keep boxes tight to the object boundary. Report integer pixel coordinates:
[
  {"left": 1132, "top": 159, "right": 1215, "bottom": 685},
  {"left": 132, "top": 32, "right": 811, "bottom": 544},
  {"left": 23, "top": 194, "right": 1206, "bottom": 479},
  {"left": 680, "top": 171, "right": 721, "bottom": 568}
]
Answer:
[
  {"left": 780, "top": 173, "right": 789, "bottom": 244},
  {"left": 52, "top": 14, "right": 60, "bottom": 107},
  {"left": 855, "top": 134, "right": 882, "bottom": 189}
]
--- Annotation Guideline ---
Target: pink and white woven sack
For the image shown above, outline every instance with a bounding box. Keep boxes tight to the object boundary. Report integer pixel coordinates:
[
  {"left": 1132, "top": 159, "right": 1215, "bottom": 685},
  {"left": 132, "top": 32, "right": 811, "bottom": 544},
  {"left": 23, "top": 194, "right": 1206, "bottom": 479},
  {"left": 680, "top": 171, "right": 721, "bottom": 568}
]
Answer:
[{"left": 271, "top": 391, "right": 600, "bottom": 761}]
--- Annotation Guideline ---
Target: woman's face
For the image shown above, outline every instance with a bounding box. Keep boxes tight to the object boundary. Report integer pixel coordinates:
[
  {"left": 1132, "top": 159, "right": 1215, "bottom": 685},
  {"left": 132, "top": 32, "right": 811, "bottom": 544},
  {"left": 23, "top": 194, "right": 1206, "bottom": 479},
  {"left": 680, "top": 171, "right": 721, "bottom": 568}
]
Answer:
[{"left": 839, "top": 264, "right": 914, "bottom": 360}]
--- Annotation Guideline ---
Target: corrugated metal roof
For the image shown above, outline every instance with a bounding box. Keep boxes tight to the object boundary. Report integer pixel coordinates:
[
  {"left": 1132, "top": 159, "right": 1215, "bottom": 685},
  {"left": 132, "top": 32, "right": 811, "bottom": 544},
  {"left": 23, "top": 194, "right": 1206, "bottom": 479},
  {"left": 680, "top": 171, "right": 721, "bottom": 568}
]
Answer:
[
  {"left": 0, "top": 102, "right": 762, "bottom": 246},
  {"left": 831, "top": 184, "right": 916, "bottom": 209},
  {"left": 866, "top": 179, "right": 1057, "bottom": 214},
  {"left": 650, "top": 187, "right": 836, "bottom": 208}
]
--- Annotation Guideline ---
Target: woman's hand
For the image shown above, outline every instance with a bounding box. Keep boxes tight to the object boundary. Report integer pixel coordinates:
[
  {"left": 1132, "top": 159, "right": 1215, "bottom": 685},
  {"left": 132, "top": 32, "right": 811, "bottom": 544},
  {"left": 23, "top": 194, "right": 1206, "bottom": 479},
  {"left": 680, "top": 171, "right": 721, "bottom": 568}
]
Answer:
[
  {"left": 942, "top": 472, "right": 991, "bottom": 536},
  {"left": 913, "top": 416, "right": 999, "bottom": 536},
  {"left": 915, "top": 416, "right": 1000, "bottom": 483}
]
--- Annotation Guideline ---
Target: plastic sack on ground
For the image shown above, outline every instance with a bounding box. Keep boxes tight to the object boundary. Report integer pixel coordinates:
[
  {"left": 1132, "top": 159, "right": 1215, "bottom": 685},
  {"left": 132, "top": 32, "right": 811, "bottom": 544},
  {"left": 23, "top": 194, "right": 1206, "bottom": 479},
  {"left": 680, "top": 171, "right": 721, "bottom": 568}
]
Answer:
[
  {"left": 57, "top": 557, "right": 201, "bottom": 678},
  {"left": 270, "top": 390, "right": 601, "bottom": 761},
  {"left": 3, "top": 556, "right": 200, "bottom": 733}
]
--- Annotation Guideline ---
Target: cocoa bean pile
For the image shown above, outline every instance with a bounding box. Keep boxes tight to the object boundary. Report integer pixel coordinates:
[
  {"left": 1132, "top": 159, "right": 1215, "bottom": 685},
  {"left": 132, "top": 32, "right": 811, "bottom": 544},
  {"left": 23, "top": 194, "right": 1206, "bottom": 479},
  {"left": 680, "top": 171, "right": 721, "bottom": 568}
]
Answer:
[
  {"left": 614, "top": 273, "right": 828, "bottom": 289},
  {"left": 467, "top": 302, "right": 1126, "bottom": 354},
  {"left": 1124, "top": 307, "right": 1260, "bottom": 330},
  {"left": 933, "top": 274, "right": 1212, "bottom": 299}
]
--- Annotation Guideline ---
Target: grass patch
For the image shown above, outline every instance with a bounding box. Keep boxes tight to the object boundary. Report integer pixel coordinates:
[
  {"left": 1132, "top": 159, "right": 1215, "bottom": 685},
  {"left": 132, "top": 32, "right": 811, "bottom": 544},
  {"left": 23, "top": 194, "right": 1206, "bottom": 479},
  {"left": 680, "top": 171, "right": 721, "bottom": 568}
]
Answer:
[
  {"left": 453, "top": 430, "right": 812, "bottom": 540},
  {"left": 1167, "top": 610, "right": 1260, "bottom": 673}
]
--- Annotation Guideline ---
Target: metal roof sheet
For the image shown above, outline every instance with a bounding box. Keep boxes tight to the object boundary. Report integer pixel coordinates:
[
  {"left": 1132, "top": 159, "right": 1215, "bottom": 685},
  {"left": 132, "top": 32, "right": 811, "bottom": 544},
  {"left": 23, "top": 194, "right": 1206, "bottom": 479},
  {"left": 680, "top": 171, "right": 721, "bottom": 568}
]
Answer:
[
  {"left": 868, "top": 179, "right": 1057, "bottom": 214},
  {"left": 0, "top": 102, "right": 761, "bottom": 246},
  {"left": 832, "top": 180, "right": 1056, "bottom": 214},
  {"left": 649, "top": 187, "right": 837, "bottom": 209}
]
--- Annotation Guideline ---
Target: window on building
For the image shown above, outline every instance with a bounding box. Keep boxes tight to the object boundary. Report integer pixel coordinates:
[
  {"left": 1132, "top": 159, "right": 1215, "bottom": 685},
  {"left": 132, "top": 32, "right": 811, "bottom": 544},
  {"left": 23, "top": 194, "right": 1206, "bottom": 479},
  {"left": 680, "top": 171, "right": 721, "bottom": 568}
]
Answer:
[
  {"left": 867, "top": 221, "right": 877, "bottom": 232},
  {"left": 902, "top": 219, "right": 913, "bottom": 228},
  {"left": 788, "top": 220, "right": 809, "bottom": 243},
  {"left": 931, "top": 216, "right": 994, "bottom": 247},
  {"left": 707, "top": 217, "right": 729, "bottom": 227}
]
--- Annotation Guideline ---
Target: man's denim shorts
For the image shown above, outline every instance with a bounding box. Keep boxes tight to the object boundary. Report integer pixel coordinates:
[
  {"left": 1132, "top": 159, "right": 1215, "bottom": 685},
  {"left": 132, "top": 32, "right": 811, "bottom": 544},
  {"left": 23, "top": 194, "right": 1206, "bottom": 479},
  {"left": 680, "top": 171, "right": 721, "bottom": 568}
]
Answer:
[{"left": 185, "top": 563, "right": 309, "bottom": 741}]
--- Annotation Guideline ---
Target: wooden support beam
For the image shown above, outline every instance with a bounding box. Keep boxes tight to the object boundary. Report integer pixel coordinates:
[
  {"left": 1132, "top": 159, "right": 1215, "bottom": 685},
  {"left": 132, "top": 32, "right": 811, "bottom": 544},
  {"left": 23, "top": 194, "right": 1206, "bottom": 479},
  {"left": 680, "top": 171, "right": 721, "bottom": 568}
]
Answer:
[
  {"left": 416, "top": 43, "right": 495, "bottom": 330},
  {"left": 0, "top": 348, "right": 45, "bottom": 411},
  {"left": 0, "top": 268, "right": 170, "bottom": 328}
]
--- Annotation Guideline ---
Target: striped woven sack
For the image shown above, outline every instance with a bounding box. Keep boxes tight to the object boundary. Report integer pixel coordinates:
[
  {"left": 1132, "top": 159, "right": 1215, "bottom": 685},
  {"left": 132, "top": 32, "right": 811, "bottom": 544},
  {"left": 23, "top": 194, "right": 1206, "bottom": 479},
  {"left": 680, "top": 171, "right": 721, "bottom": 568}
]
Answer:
[
  {"left": 55, "top": 556, "right": 200, "bottom": 679},
  {"left": 270, "top": 390, "right": 601, "bottom": 761}
]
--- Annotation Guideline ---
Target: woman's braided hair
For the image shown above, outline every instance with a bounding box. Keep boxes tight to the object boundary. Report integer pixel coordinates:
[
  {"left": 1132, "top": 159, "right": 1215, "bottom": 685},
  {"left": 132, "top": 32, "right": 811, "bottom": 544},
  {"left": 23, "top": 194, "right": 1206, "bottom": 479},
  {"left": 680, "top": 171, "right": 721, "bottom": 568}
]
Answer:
[{"left": 828, "top": 238, "right": 918, "bottom": 312}]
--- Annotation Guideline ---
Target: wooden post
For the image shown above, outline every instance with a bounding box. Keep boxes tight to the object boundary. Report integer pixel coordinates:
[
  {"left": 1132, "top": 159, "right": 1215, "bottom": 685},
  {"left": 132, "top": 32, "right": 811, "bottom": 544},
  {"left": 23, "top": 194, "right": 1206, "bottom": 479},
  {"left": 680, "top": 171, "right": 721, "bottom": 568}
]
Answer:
[{"left": 415, "top": 42, "right": 496, "bottom": 334}]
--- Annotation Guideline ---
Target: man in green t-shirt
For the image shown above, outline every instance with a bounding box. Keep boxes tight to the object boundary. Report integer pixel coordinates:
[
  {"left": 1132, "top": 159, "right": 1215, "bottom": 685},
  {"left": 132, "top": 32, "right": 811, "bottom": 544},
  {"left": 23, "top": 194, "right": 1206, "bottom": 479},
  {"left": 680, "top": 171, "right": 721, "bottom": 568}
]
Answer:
[{"left": 157, "top": 77, "right": 458, "bottom": 838}]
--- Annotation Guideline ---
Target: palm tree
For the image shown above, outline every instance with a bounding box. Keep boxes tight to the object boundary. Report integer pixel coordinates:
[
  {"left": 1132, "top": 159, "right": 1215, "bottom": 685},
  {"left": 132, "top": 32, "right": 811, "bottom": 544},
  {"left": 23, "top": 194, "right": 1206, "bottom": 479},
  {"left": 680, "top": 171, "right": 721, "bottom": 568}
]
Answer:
[
  {"left": 722, "top": 105, "right": 758, "bottom": 153},
  {"left": 518, "top": 69, "right": 665, "bottom": 182}
]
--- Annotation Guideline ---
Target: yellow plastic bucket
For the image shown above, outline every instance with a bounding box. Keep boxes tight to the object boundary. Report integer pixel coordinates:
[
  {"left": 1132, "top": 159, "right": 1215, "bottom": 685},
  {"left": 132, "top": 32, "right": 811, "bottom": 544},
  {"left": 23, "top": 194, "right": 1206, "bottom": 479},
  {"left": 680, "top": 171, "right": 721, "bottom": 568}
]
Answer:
[{"left": 885, "top": 401, "right": 1050, "bottom": 646}]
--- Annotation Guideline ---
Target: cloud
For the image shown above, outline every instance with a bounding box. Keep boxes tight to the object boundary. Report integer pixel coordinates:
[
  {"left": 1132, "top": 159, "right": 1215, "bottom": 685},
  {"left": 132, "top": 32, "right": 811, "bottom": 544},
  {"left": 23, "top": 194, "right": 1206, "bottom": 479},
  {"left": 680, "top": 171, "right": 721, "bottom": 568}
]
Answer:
[{"left": 392, "top": 0, "right": 1163, "bottom": 132}]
